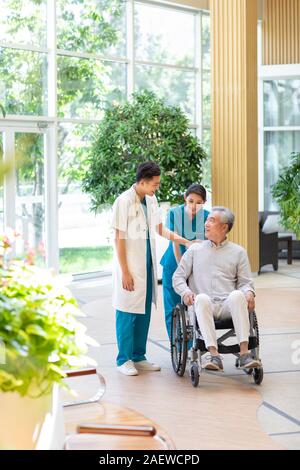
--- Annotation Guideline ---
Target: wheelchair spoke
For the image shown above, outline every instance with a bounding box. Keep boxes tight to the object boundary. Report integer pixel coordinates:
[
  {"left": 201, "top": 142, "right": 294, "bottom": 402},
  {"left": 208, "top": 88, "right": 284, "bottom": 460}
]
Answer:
[{"left": 170, "top": 304, "right": 188, "bottom": 376}]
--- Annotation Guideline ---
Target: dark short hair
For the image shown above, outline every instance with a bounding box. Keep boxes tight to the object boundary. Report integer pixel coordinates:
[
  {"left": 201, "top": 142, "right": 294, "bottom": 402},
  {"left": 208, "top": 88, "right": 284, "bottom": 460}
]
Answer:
[
  {"left": 185, "top": 183, "right": 206, "bottom": 202},
  {"left": 136, "top": 161, "right": 161, "bottom": 182}
]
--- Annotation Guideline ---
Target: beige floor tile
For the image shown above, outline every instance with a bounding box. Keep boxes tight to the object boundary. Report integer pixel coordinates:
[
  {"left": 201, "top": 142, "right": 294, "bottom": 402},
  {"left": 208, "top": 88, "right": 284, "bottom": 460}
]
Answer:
[
  {"left": 270, "top": 433, "right": 300, "bottom": 450},
  {"left": 258, "top": 406, "right": 300, "bottom": 435}
]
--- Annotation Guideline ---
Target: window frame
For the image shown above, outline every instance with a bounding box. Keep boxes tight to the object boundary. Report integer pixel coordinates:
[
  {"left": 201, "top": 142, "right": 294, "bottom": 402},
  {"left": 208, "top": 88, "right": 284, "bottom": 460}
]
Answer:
[{"left": 259, "top": 62, "right": 300, "bottom": 211}]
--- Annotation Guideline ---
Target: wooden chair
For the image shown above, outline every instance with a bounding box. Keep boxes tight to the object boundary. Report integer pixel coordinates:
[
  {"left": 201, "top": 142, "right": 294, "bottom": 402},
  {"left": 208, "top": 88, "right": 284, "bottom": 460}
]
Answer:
[{"left": 63, "top": 369, "right": 175, "bottom": 450}]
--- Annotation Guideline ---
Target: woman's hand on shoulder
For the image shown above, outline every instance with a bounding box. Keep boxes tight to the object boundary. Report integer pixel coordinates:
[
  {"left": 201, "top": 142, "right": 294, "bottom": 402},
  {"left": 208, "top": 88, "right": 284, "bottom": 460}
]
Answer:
[{"left": 185, "top": 239, "right": 202, "bottom": 249}]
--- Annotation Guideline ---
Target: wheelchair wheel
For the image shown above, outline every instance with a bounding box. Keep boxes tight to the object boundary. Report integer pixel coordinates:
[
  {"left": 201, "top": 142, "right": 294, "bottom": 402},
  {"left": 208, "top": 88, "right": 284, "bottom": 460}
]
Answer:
[
  {"left": 170, "top": 304, "right": 188, "bottom": 377},
  {"left": 190, "top": 363, "right": 200, "bottom": 388},
  {"left": 251, "top": 311, "right": 260, "bottom": 359},
  {"left": 253, "top": 367, "right": 264, "bottom": 385}
]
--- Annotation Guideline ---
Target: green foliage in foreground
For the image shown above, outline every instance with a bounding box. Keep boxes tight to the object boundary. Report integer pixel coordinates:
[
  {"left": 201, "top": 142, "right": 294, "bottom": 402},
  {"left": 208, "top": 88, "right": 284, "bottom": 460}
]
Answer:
[{"left": 0, "top": 262, "right": 97, "bottom": 397}]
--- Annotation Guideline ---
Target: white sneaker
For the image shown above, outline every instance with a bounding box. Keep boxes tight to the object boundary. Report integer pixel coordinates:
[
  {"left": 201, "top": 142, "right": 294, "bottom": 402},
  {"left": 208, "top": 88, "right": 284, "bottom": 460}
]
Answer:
[
  {"left": 117, "top": 360, "right": 139, "bottom": 376},
  {"left": 134, "top": 360, "right": 161, "bottom": 371}
]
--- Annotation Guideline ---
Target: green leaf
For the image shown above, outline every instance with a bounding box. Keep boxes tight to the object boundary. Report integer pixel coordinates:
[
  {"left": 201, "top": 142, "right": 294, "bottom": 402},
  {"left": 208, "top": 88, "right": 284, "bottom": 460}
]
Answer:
[
  {"left": 48, "top": 364, "right": 66, "bottom": 377},
  {"left": 26, "top": 324, "right": 47, "bottom": 338}
]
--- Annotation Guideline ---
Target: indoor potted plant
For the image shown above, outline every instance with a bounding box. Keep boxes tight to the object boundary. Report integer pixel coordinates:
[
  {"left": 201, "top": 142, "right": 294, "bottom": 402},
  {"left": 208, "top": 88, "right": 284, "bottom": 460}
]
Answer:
[
  {"left": 271, "top": 151, "right": 300, "bottom": 239},
  {"left": 82, "top": 90, "right": 207, "bottom": 278},
  {"left": 82, "top": 90, "right": 207, "bottom": 209},
  {"left": 0, "top": 231, "right": 97, "bottom": 449}
]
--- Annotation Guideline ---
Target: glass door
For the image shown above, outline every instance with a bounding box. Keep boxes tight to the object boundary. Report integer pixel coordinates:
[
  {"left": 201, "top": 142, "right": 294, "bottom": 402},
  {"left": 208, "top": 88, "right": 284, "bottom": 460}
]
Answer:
[
  {"left": 0, "top": 124, "right": 49, "bottom": 267},
  {"left": 1, "top": 122, "right": 114, "bottom": 275}
]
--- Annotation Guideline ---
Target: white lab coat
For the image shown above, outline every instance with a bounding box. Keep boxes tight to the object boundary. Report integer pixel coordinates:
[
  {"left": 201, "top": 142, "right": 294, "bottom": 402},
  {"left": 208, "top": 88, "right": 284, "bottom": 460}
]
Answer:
[{"left": 111, "top": 185, "right": 162, "bottom": 314}]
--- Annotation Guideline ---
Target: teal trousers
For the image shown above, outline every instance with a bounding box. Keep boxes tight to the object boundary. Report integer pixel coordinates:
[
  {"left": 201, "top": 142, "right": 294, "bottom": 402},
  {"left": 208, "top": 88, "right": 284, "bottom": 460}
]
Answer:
[{"left": 116, "top": 238, "right": 152, "bottom": 366}]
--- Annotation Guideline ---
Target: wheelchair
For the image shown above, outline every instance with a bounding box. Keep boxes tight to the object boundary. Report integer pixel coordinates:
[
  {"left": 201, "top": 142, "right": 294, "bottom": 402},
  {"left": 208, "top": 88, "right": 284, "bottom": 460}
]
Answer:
[{"left": 170, "top": 302, "right": 264, "bottom": 387}]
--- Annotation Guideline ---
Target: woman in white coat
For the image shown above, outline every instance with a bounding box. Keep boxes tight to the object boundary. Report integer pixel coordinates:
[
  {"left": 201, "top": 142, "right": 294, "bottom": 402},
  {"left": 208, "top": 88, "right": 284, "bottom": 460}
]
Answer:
[{"left": 112, "top": 162, "right": 193, "bottom": 376}]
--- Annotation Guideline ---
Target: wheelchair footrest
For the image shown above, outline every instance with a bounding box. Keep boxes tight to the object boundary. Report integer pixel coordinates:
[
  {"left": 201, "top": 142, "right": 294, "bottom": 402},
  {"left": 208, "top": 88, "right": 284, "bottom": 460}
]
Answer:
[{"left": 195, "top": 336, "right": 258, "bottom": 354}]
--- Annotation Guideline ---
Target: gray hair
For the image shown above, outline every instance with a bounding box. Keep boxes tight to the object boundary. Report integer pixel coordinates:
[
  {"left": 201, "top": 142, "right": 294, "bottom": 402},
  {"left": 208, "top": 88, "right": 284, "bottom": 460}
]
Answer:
[{"left": 211, "top": 206, "right": 235, "bottom": 232}]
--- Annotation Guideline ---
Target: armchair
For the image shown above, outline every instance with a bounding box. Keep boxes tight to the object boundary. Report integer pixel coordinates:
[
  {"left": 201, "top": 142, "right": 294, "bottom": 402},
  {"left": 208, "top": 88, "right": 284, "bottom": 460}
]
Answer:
[{"left": 258, "top": 212, "right": 278, "bottom": 273}]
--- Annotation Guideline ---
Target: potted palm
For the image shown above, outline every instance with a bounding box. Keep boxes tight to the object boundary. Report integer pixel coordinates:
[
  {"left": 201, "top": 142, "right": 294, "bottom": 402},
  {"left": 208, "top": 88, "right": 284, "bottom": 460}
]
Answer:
[{"left": 0, "top": 231, "right": 97, "bottom": 449}]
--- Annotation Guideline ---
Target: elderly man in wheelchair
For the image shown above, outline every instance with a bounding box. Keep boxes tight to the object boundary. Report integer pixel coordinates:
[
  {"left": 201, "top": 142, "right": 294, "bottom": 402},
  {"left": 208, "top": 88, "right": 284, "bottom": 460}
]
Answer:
[{"left": 172, "top": 206, "right": 263, "bottom": 387}]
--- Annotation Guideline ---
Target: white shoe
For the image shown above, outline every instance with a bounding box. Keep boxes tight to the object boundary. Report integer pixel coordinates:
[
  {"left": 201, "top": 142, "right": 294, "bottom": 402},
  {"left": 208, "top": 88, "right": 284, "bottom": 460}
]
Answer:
[
  {"left": 117, "top": 360, "right": 139, "bottom": 376},
  {"left": 134, "top": 360, "right": 161, "bottom": 371}
]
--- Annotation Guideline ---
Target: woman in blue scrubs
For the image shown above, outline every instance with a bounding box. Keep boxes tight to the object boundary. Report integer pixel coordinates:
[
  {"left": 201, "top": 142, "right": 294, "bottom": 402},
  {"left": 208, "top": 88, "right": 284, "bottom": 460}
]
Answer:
[{"left": 160, "top": 184, "right": 209, "bottom": 339}]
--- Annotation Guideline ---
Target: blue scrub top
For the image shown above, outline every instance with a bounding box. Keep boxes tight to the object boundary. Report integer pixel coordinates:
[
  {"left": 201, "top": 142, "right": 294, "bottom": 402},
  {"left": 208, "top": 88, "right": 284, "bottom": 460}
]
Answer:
[{"left": 160, "top": 204, "right": 209, "bottom": 274}]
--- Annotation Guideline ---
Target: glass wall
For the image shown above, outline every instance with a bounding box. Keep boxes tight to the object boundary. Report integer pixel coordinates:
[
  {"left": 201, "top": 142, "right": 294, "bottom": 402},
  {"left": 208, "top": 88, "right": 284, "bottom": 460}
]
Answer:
[
  {"left": 263, "top": 79, "right": 300, "bottom": 210},
  {"left": 0, "top": 0, "right": 211, "bottom": 274},
  {"left": 134, "top": 2, "right": 196, "bottom": 121},
  {"left": 15, "top": 132, "right": 46, "bottom": 266},
  {"left": 264, "top": 79, "right": 300, "bottom": 127},
  {"left": 201, "top": 13, "right": 211, "bottom": 191}
]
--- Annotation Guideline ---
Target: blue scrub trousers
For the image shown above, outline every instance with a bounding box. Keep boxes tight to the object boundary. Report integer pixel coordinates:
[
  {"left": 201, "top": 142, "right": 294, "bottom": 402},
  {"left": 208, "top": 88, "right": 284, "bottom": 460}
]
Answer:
[
  {"left": 116, "top": 237, "right": 153, "bottom": 367},
  {"left": 162, "top": 269, "right": 181, "bottom": 340}
]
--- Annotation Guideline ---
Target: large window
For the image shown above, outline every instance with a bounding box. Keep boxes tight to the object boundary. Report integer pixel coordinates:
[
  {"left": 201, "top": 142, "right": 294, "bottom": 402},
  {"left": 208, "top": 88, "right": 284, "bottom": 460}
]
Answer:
[
  {"left": 264, "top": 79, "right": 300, "bottom": 127},
  {"left": 0, "top": 0, "right": 211, "bottom": 274},
  {"left": 15, "top": 132, "right": 46, "bottom": 266},
  {"left": 201, "top": 13, "right": 211, "bottom": 190},
  {"left": 262, "top": 78, "right": 300, "bottom": 210}
]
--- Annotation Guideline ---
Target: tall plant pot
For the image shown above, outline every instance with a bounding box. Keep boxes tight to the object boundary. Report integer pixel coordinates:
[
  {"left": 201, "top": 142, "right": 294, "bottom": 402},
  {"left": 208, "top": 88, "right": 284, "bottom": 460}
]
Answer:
[{"left": 0, "top": 384, "right": 65, "bottom": 450}]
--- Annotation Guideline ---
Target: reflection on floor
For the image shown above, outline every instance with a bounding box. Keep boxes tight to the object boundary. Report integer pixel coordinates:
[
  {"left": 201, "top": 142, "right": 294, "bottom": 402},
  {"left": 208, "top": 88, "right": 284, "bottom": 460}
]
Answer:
[{"left": 68, "top": 260, "right": 300, "bottom": 450}]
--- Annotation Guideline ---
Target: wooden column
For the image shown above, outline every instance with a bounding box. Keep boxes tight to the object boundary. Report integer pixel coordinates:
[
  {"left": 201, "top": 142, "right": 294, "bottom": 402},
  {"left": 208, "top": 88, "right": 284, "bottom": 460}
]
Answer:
[
  {"left": 263, "top": 0, "right": 300, "bottom": 65},
  {"left": 210, "top": 0, "right": 258, "bottom": 271}
]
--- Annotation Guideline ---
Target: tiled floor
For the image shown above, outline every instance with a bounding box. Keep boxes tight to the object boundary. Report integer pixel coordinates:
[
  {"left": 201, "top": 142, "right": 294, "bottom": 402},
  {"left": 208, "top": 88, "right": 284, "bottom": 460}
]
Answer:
[{"left": 68, "top": 260, "right": 300, "bottom": 450}]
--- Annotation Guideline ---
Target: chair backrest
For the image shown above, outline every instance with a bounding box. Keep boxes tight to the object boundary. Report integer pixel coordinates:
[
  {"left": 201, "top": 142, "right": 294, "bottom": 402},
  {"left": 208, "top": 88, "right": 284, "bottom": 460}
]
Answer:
[{"left": 258, "top": 211, "right": 279, "bottom": 230}]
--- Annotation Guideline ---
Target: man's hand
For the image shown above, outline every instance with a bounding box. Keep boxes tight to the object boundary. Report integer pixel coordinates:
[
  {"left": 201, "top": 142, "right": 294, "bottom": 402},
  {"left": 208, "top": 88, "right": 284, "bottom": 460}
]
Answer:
[
  {"left": 122, "top": 271, "right": 134, "bottom": 291},
  {"left": 183, "top": 292, "right": 195, "bottom": 306},
  {"left": 246, "top": 291, "right": 255, "bottom": 312}
]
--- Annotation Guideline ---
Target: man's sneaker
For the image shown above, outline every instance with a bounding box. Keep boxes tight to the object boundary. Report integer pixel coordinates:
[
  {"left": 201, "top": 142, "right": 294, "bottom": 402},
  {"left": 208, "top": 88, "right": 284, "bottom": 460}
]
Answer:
[
  {"left": 134, "top": 360, "right": 161, "bottom": 371},
  {"left": 239, "top": 354, "right": 261, "bottom": 369},
  {"left": 117, "top": 360, "right": 139, "bottom": 376},
  {"left": 203, "top": 354, "right": 224, "bottom": 371}
]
